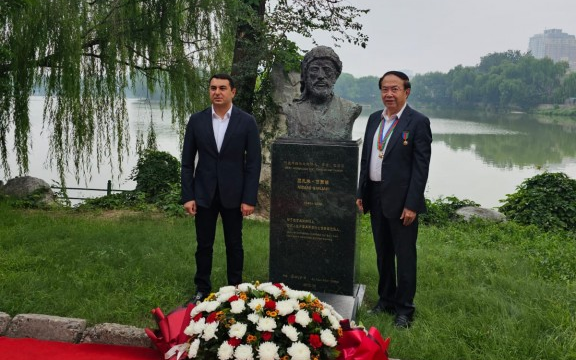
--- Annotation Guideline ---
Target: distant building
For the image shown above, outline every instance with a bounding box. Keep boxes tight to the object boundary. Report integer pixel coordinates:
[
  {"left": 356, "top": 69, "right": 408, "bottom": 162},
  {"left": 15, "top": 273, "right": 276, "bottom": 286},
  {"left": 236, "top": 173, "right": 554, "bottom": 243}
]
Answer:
[{"left": 528, "top": 29, "right": 576, "bottom": 71}]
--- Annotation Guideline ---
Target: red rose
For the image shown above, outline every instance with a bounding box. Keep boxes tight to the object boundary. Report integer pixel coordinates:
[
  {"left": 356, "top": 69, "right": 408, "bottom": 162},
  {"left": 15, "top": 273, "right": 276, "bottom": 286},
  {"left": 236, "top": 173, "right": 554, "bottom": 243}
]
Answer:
[
  {"left": 312, "top": 312, "right": 323, "bottom": 323},
  {"left": 193, "top": 313, "right": 203, "bottom": 322},
  {"left": 261, "top": 332, "right": 273, "bottom": 341},
  {"left": 228, "top": 295, "right": 240, "bottom": 302},
  {"left": 265, "top": 300, "right": 276, "bottom": 310},
  {"left": 287, "top": 315, "right": 296, "bottom": 324},
  {"left": 228, "top": 337, "right": 242, "bottom": 347},
  {"left": 273, "top": 283, "right": 283, "bottom": 290},
  {"left": 309, "top": 334, "right": 322, "bottom": 349}
]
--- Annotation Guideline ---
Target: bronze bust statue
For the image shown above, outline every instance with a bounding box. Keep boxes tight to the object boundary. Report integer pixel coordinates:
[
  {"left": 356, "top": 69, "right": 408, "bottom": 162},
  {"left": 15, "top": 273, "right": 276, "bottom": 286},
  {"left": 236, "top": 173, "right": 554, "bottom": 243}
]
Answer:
[{"left": 283, "top": 46, "right": 362, "bottom": 140}]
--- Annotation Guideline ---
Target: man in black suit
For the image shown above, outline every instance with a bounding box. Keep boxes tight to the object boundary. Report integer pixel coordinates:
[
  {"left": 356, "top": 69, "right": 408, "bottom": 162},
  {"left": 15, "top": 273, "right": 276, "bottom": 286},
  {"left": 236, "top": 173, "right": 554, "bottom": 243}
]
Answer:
[
  {"left": 181, "top": 73, "right": 262, "bottom": 303},
  {"left": 356, "top": 71, "right": 432, "bottom": 328}
]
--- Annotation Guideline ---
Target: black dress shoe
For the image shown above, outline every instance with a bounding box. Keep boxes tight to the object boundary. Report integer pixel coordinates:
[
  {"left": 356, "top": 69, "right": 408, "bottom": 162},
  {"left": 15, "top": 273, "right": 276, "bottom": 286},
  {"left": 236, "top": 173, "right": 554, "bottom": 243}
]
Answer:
[
  {"left": 368, "top": 303, "right": 396, "bottom": 315},
  {"left": 188, "top": 291, "right": 208, "bottom": 304},
  {"left": 394, "top": 314, "right": 413, "bottom": 328}
]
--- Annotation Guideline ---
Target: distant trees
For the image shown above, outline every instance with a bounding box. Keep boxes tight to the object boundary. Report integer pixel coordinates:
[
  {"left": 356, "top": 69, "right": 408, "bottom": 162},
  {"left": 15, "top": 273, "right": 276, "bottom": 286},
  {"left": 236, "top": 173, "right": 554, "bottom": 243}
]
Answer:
[
  {"left": 334, "top": 73, "right": 380, "bottom": 108},
  {"left": 410, "top": 51, "right": 573, "bottom": 110}
]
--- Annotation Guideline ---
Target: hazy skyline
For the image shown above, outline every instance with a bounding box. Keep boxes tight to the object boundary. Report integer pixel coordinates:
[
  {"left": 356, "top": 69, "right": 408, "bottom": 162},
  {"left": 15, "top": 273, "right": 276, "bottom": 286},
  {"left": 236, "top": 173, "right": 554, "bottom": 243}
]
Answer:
[{"left": 290, "top": 0, "right": 576, "bottom": 77}]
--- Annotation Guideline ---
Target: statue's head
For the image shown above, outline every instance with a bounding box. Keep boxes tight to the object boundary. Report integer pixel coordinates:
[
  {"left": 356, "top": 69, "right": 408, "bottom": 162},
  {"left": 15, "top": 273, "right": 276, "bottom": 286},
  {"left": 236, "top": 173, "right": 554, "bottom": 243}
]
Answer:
[{"left": 299, "top": 46, "right": 342, "bottom": 103}]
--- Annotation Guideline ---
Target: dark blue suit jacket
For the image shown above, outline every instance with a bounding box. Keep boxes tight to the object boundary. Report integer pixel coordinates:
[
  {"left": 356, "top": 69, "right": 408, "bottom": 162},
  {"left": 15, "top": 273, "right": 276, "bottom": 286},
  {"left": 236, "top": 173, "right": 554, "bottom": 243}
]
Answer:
[
  {"left": 181, "top": 106, "right": 262, "bottom": 209},
  {"left": 357, "top": 105, "right": 432, "bottom": 218}
]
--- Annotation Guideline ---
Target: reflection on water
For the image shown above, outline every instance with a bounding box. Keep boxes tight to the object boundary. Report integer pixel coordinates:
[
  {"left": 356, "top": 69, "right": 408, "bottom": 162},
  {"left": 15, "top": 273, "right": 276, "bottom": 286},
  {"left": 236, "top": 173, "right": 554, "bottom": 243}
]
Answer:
[{"left": 2, "top": 99, "right": 576, "bottom": 209}]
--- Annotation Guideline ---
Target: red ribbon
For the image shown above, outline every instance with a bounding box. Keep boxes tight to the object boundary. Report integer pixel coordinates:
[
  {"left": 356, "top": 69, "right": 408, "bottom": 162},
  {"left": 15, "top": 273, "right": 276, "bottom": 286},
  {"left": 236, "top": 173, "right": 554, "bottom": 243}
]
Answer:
[
  {"left": 145, "top": 303, "right": 195, "bottom": 358},
  {"left": 336, "top": 320, "right": 390, "bottom": 360}
]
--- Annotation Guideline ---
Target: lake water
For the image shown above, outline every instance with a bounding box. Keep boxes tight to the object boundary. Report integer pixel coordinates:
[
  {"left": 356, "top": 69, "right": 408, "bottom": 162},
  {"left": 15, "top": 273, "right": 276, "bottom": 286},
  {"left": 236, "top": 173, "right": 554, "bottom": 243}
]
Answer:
[{"left": 3, "top": 97, "right": 576, "bottom": 209}]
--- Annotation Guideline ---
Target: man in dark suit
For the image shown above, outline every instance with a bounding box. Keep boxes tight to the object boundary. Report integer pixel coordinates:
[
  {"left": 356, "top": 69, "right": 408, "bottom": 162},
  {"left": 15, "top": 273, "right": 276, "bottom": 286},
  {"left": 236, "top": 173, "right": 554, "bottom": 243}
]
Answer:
[
  {"left": 181, "top": 73, "right": 262, "bottom": 303},
  {"left": 356, "top": 71, "right": 432, "bottom": 328}
]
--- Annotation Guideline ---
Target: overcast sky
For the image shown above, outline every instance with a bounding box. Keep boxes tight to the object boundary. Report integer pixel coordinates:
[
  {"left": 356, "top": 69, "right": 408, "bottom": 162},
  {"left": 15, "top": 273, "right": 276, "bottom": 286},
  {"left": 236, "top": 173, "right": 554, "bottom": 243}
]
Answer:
[{"left": 290, "top": 0, "right": 576, "bottom": 77}]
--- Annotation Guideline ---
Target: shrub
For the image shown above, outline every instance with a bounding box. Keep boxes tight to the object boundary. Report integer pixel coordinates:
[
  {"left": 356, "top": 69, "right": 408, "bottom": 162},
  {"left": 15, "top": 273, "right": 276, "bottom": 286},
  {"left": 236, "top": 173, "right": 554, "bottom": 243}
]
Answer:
[
  {"left": 130, "top": 150, "right": 180, "bottom": 202},
  {"left": 499, "top": 172, "right": 576, "bottom": 232},
  {"left": 78, "top": 191, "right": 149, "bottom": 211}
]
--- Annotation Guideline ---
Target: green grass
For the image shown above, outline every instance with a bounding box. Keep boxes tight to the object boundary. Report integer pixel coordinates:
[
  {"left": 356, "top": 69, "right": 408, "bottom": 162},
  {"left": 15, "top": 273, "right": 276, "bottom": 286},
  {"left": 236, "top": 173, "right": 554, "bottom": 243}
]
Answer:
[{"left": 1, "top": 203, "right": 575, "bottom": 360}]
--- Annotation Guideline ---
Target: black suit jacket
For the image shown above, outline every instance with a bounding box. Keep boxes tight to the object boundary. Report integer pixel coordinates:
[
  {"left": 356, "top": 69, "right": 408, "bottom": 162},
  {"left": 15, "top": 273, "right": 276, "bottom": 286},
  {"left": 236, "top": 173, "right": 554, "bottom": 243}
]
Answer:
[
  {"left": 181, "top": 106, "right": 262, "bottom": 209},
  {"left": 357, "top": 105, "right": 432, "bottom": 218}
]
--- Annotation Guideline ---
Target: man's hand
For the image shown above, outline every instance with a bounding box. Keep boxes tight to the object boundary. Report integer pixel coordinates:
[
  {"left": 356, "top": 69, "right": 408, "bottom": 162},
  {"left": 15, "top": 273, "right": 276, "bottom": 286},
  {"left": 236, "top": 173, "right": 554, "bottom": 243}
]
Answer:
[
  {"left": 241, "top": 203, "right": 255, "bottom": 217},
  {"left": 183, "top": 200, "right": 197, "bottom": 216},
  {"left": 356, "top": 199, "right": 364, "bottom": 212},
  {"left": 400, "top": 208, "right": 417, "bottom": 226}
]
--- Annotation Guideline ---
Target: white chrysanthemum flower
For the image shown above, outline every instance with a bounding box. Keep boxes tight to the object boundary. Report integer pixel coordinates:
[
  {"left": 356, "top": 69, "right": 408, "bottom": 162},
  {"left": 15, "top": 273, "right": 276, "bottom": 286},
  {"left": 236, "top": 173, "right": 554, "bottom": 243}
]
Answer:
[
  {"left": 284, "top": 289, "right": 301, "bottom": 300},
  {"left": 201, "top": 321, "right": 219, "bottom": 341},
  {"left": 320, "top": 329, "right": 338, "bottom": 347},
  {"left": 248, "top": 298, "right": 266, "bottom": 311},
  {"left": 281, "top": 324, "right": 299, "bottom": 342},
  {"left": 275, "top": 299, "right": 299, "bottom": 316},
  {"left": 230, "top": 299, "right": 246, "bottom": 314},
  {"left": 228, "top": 322, "right": 248, "bottom": 339},
  {"left": 256, "top": 282, "right": 273, "bottom": 290},
  {"left": 184, "top": 317, "right": 206, "bottom": 336},
  {"left": 217, "top": 288, "right": 238, "bottom": 302},
  {"left": 287, "top": 342, "right": 311, "bottom": 360},
  {"left": 183, "top": 323, "right": 194, "bottom": 336},
  {"left": 285, "top": 289, "right": 314, "bottom": 301},
  {"left": 219, "top": 285, "right": 236, "bottom": 294},
  {"left": 204, "top": 300, "right": 222, "bottom": 313},
  {"left": 217, "top": 342, "right": 235, "bottom": 360},
  {"left": 247, "top": 312, "right": 260, "bottom": 324},
  {"left": 233, "top": 344, "right": 254, "bottom": 360},
  {"left": 294, "top": 309, "right": 311, "bottom": 327},
  {"left": 188, "top": 338, "right": 200, "bottom": 358},
  {"left": 257, "top": 342, "right": 280, "bottom": 360},
  {"left": 260, "top": 285, "right": 282, "bottom": 298},
  {"left": 237, "top": 283, "right": 255, "bottom": 293},
  {"left": 190, "top": 300, "right": 220, "bottom": 317},
  {"left": 321, "top": 309, "right": 341, "bottom": 329},
  {"left": 256, "top": 316, "right": 277, "bottom": 332}
]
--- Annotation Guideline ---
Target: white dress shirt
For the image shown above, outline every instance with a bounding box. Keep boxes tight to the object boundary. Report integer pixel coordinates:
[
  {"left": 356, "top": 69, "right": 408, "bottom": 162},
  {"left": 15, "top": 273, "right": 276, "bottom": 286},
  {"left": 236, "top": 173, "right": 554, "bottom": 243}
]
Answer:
[
  {"left": 212, "top": 105, "right": 232, "bottom": 152},
  {"left": 369, "top": 104, "right": 407, "bottom": 181}
]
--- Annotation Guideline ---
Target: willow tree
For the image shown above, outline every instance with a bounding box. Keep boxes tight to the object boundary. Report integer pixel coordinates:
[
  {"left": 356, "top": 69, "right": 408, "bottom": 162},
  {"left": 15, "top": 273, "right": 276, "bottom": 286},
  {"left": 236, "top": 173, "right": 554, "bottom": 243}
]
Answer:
[
  {"left": 0, "top": 0, "right": 236, "bottom": 186},
  {"left": 1, "top": 0, "right": 368, "bottom": 187}
]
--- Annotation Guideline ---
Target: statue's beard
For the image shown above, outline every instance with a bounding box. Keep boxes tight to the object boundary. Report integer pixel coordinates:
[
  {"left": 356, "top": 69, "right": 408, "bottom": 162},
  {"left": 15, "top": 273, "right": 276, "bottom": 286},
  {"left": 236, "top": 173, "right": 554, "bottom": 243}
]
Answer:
[{"left": 308, "top": 84, "right": 333, "bottom": 103}]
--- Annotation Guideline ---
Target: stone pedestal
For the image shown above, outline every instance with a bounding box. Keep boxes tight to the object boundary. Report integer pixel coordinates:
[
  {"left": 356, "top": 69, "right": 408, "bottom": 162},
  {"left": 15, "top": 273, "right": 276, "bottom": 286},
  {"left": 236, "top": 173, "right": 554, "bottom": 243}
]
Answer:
[{"left": 269, "top": 137, "right": 364, "bottom": 319}]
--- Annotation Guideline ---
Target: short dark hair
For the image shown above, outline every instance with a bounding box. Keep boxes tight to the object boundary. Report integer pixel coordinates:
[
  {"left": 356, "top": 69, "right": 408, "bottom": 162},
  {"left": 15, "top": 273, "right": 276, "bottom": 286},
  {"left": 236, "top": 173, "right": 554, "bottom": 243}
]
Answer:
[
  {"left": 379, "top": 71, "right": 411, "bottom": 90},
  {"left": 209, "top": 73, "right": 235, "bottom": 89}
]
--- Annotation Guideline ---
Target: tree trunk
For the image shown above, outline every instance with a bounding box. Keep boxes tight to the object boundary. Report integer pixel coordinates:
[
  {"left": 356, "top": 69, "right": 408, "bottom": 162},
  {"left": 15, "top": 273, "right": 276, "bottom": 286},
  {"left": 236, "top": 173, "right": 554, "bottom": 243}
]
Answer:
[{"left": 230, "top": 0, "right": 267, "bottom": 114}]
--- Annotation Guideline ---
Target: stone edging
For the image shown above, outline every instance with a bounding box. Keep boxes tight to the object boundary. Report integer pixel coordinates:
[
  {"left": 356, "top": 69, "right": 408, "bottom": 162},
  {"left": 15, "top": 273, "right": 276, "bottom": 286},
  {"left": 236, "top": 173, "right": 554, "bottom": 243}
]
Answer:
[
  {"left": 1, "top": 311, "right": 401, "bottom": 360},
  {"left": 0, "top": 311, "right": 152, "bottom": 348}
]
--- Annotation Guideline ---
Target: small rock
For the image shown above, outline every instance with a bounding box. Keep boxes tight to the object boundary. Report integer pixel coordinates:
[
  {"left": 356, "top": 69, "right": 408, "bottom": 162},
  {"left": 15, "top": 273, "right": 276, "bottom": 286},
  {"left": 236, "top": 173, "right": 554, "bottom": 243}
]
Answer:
[
  {"left": 6, "top": 314, "right": 86, "bottom": 343},
  {"left": 81, "top": 323, "right": 153, "bottom": 348},
  {"left": 0, "top": 176, "right": 55, "bottom": 204},
  {"left": 456, "top": 206, "right": 506, "bottom": 222},
  {"left": 0, "top": 312, "right": 11, "bottom": 335}
]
